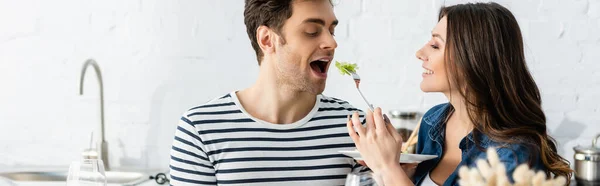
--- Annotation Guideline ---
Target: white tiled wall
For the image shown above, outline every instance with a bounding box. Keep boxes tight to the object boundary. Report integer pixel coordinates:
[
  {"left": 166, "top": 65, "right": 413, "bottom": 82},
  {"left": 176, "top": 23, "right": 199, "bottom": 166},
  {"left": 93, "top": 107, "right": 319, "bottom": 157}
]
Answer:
[{"left": 1, "top": 0, "right": 599, "bottom": 171}]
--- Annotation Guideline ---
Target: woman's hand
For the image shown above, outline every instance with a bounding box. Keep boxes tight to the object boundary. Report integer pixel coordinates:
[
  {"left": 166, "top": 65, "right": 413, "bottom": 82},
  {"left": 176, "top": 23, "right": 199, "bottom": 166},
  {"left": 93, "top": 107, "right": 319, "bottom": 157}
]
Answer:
[
  {"left": 357, "top": 161, "right": 418, "bottom": 178},
  {"left": 347, "top": 108, "right": 404, "bottom": 173},
  {"left": 401, "top": 163, "right": 418, "bottom": 178},
  {"left": 347, "top": 108, "right": 416, "bottom": 186}
]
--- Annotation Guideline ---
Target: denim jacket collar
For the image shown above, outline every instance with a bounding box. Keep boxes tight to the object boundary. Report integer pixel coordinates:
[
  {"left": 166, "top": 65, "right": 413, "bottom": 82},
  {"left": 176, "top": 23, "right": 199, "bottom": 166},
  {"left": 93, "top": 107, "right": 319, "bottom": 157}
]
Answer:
[{"left": 422, "top": 103, "right": 494, "bottom": 149}]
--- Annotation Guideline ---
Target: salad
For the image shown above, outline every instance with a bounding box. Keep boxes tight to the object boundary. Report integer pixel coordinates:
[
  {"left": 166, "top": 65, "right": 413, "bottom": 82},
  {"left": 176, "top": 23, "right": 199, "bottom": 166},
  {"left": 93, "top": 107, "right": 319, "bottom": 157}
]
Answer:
[{"left": 335, "top": 61, "right": 359, "bottom": 76}]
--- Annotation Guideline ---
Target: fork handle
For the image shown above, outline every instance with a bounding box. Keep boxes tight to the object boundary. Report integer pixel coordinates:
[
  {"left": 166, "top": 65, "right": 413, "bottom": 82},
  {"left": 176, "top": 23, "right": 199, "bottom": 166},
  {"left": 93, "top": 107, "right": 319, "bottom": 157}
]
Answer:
[
  {"left": 356, "top": 88, "right": 392, "bottom": 124},
  {"left": 356, "top": 88, "right": 374, "bottom": 112}
]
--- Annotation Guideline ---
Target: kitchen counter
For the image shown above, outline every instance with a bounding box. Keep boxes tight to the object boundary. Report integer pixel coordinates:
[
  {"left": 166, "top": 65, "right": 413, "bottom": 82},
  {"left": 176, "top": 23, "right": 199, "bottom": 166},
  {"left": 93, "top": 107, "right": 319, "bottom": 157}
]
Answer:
[{"left": 0, "top": 166, "right": 168, "bottom": 186}]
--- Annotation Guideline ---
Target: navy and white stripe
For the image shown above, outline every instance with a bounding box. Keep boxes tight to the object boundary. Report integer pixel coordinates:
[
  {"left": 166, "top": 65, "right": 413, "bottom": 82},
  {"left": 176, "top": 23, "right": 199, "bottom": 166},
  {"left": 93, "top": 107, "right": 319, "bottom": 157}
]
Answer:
[{"left": 169, "top": 92, "right": 368, "bottom": 186}]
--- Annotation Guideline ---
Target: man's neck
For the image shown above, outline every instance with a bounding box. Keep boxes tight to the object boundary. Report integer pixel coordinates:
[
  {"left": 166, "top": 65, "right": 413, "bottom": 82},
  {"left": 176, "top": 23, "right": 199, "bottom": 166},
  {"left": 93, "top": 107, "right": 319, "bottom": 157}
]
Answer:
[{"left": 237, "top": 64, "right": 318, "bottom": 124}]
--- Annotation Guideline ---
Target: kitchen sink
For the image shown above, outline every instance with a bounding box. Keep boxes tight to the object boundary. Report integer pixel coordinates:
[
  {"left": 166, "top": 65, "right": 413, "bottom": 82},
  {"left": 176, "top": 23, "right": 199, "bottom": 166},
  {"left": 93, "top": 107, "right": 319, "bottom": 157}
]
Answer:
[
  {"left": 0, "top": 171, "right": 150, "bottom": 185},
  {"left": 0, "top": 60, "right": 170, "bottom": 185}
]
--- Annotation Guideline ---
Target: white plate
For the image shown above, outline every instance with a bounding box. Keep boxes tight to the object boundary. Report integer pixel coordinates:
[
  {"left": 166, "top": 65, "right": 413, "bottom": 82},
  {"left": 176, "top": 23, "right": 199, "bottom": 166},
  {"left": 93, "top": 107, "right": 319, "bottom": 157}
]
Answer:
[{"left": 339, "top": 150, "right": 437, "bottom": 163}]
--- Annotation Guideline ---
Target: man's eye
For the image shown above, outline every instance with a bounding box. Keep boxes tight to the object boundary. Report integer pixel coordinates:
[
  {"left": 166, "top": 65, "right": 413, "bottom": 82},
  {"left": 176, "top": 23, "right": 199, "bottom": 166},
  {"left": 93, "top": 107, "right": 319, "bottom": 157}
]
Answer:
[{"left": 306, "top": 31, "right": 319, "bottom": 37}]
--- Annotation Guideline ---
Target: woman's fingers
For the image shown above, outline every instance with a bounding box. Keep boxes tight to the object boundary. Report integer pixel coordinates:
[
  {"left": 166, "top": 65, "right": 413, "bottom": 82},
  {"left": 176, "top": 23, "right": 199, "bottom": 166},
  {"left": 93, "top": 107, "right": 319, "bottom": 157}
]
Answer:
[
  {"left": 373, "top": 108, "right": 389, "bottom": 136},
  {"left": 365, "top": 110, "right": 376, "bottom": 137},
  {"left": 385, "top": 119, "right": 403, "bottom": 144},
  {"left": 347, "top": 116, "right": 361, "bottom": 148},
  {"left": 386, "top": 120, "right": 400, "bottom": 139},
  {"left": 351, "top": 112, "right": 366, "bottom": 137}
]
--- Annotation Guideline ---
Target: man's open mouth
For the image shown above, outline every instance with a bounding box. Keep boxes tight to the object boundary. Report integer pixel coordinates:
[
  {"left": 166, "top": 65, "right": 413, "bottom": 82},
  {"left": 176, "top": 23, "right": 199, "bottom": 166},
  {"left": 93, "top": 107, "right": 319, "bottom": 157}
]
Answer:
[{"left": 310, "top": 59, "right": 329, "bottom": 74}]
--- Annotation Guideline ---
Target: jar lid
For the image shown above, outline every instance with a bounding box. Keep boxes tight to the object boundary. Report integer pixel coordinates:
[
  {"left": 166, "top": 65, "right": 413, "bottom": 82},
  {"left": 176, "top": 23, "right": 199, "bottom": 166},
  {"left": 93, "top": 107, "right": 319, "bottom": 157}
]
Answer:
[
  {"left": 573, "top": 134, "right": 600, "bottom": 155},
  {"left": 574, "top": 145, "right": 600, "bottom": 154}
]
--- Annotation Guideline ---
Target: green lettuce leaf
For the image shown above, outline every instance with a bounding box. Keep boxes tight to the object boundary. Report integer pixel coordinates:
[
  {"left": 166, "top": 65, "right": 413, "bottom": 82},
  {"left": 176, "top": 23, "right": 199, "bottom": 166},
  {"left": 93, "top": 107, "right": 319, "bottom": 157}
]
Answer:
[{"left": 335, "top": 61, "right": 359, "bottom": 76}]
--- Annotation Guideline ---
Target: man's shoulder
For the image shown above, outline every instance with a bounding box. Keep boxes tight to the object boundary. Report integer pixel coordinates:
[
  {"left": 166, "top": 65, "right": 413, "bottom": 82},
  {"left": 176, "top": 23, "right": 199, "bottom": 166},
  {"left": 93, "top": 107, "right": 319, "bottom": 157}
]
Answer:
[
  {"left": 319, "top": 95, "right": 364, "bottom": 112},
  {"left": 184, "top": 92, "right": 237, "bottom": 117}
]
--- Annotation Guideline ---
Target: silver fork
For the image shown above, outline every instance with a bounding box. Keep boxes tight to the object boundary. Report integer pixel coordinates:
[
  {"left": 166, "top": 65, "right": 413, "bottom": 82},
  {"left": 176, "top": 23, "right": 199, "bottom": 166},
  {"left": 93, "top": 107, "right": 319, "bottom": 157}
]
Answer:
[{"left": 342, "top": 69, "right": 391, "bottom": 123}]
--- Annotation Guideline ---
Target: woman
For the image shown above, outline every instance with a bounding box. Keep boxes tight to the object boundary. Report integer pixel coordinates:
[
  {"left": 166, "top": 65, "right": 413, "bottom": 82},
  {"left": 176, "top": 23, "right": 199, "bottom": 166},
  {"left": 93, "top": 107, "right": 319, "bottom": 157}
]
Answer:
[{"left": 347, "top": 2, "right": 572, "bottom": 186}]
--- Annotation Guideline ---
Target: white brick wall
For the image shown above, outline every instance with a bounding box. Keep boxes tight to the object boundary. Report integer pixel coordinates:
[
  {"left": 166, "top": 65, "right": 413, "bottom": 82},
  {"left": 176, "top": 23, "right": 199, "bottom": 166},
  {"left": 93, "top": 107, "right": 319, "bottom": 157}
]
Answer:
[{"left": 1, "top": 0, "right": 598, "bottom": 172}]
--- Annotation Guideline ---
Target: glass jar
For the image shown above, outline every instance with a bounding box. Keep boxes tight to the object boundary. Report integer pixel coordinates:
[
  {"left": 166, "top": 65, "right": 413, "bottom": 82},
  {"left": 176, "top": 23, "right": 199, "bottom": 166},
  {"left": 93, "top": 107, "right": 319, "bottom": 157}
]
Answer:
[{"left": 388, "top": 110, "right": 419, "bottom": 142}]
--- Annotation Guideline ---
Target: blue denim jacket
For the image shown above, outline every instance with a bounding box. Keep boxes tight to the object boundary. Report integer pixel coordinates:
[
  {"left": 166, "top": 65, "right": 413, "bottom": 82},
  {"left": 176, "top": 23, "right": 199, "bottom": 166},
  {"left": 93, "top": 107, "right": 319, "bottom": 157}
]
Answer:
[{"left": 413, "top": 103, "right": 544, "bottom": 186}]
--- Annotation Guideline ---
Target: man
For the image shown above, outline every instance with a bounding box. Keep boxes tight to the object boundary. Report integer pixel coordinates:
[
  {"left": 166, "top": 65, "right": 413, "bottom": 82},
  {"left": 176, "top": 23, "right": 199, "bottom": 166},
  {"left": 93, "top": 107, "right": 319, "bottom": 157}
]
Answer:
[{"left": 169, "top": 0, "right": 367, "bottom": 185}]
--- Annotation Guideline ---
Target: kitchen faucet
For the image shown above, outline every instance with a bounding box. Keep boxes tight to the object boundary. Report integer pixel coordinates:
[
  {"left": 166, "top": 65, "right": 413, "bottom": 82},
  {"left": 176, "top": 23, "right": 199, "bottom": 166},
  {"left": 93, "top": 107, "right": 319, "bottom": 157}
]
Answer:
[{"left": 79, "top": 59, "right": 110, "bottom": 170}]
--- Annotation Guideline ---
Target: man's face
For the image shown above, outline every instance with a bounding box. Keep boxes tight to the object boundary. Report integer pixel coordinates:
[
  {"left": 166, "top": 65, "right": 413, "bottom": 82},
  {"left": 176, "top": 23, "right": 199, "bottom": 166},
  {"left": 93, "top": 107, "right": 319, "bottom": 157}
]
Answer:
[{"left": 273, "top": 0, "right": 338, "bottom": 95}]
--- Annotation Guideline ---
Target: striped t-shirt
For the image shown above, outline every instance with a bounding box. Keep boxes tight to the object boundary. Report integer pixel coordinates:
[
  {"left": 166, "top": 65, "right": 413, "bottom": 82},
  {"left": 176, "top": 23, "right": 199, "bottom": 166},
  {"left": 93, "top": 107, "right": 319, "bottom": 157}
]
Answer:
[{"left": 169, "top": 92, "right": 368, "bottom": 185}]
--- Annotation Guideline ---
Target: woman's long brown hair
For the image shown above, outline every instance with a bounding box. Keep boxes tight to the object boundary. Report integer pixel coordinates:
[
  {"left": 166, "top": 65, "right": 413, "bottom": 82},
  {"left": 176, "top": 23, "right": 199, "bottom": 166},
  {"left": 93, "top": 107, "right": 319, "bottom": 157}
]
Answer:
[{"left": 439, "top": 2, "right": 573, "bottom": 182}]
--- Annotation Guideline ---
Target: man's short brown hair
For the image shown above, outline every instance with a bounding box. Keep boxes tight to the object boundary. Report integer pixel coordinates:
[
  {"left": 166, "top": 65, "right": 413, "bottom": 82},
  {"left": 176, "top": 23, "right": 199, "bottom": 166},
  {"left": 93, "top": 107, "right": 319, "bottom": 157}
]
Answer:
[{"left": 243, "top": 0, "right": 332, "bottom": 65}]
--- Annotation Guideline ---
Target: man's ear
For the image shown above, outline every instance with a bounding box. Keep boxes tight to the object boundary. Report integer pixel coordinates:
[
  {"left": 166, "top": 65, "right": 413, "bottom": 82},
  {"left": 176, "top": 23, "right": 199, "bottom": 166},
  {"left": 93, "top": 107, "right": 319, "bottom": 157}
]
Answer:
[{"left": 257, "top": 25, "right": 275, "bottom": 55}]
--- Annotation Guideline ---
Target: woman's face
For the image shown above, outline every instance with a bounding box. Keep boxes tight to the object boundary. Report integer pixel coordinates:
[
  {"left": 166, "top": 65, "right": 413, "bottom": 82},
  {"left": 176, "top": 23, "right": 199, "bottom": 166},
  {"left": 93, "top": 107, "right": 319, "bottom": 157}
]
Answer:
[{"left": 416, "top": 16, "right": 451, "bottom": 93}]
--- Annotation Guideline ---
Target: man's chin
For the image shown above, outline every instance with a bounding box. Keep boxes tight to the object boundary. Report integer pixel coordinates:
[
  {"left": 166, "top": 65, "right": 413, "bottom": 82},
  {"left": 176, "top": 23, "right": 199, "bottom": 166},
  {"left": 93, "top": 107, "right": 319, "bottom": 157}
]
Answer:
[
  {"left": 312, "top": 88, "right": 325, "bottom": 95},
  {"left": 310, "top": 83, "right": 326, "bottom": 95}
]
